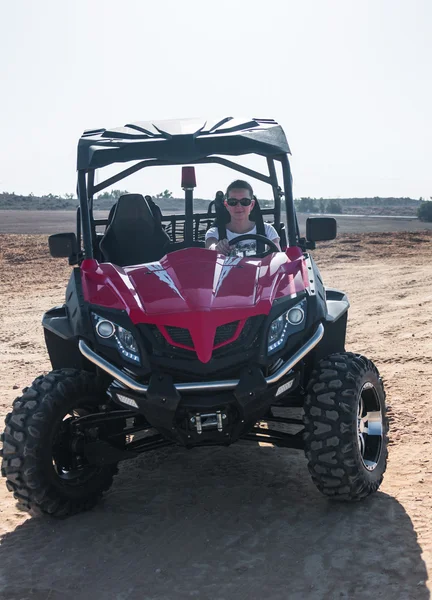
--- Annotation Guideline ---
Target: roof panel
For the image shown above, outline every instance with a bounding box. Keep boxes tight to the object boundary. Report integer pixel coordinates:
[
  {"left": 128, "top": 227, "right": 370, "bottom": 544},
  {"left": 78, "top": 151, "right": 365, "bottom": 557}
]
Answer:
[
  {"left": 151, "top": 118, "right": 207, "bottom": 137},
  {"left": 77, "top": 116, "right": 290, "bottom": 170}
]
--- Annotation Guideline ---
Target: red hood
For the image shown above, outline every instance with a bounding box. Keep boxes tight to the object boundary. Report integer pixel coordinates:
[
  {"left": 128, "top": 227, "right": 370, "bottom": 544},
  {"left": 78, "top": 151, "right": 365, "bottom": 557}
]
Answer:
[{"left": 81, "top": 247, "right": 309, "bottom": 362}]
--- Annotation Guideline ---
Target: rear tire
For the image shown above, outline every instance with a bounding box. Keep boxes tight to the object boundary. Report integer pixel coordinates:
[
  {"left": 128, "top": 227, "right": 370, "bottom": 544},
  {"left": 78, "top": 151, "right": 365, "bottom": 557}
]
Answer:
[
  {"left": 303, "top": 353, "right": 388, "bottom": 501},
  {"left": 1, "top": 369, "right": 118, "bottom": 517}
]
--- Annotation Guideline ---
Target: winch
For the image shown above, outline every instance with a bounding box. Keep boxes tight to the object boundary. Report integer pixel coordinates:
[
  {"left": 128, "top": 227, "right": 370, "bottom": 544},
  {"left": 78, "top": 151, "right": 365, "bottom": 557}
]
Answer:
[{"left": 190, "top": 411, "right": 227, "bottom": 434}]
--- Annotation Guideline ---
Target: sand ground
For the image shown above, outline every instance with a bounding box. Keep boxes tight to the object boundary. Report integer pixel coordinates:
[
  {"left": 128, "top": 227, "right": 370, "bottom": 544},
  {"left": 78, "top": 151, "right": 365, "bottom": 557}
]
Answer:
[{"left": 0, "top": 231, "right": 431, "bottom": 600}]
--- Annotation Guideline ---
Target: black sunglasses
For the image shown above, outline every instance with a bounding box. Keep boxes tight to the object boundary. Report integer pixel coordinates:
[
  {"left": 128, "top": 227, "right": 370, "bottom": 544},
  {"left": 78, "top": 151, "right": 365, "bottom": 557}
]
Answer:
[{"left": 226, "top": 197, "right": 252, "bottom": 207}]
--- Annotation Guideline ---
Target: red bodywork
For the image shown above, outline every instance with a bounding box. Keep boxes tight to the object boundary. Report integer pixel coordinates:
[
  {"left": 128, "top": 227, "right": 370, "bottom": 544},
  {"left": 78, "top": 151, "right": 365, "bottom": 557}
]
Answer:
[{"left": 81, "top": 247, "right": 309, "bottom": 363}]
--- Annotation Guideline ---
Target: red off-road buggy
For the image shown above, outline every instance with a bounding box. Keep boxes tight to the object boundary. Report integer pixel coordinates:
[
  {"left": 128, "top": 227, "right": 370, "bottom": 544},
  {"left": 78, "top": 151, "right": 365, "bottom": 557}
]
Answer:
[{"left": 1, "top": 117, "right": 388, "bottom": 517}]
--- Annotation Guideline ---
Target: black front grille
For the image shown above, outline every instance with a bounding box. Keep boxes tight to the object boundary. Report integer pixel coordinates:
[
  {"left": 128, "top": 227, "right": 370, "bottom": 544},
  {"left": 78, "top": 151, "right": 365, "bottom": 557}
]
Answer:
[
  {"left": 166, "top": 321, "right": 246, "bottom": 349},
  {"left": 166, "top": 326, "right": 194, "bottom": 348},
  {"left": 214, "top": 321, "right": 239, "bottom": 345},
  {"left": 139, "top": 316, "right": 265, "bottom": 369},
  {"left": 143, "top": 324, "right": 195, "bottom": 359},
  {"left": 212, "top": 316, "right": 260, "bottom": 358}
]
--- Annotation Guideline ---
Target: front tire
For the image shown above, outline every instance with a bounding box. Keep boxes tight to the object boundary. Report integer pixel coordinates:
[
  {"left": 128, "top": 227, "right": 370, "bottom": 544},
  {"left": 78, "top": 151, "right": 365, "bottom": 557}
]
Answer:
[
  {"left": 1, "top": 369, "right": 118, "bottom": 517},
  {"left": 303, "top": 353, "right": 388, "bottom": 501}
]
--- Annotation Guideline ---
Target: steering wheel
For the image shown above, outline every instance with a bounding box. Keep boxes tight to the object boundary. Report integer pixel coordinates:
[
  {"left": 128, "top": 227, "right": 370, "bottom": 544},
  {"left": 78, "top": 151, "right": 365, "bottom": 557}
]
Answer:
[{"left": 228, "top": 234, "right": 279, "bottom": 257}]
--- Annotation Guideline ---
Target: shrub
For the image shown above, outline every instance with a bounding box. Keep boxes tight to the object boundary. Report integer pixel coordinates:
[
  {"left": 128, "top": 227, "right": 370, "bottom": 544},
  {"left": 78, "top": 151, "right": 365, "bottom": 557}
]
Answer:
[
  {"left": 417, "top": 200, "right": 432, "bottom": 222},
  {"left": 326, "top": 199, "right": 343, "bottom": 214},
  {"left": 297, "top": 197, "right": 318, "bottom": 213}
]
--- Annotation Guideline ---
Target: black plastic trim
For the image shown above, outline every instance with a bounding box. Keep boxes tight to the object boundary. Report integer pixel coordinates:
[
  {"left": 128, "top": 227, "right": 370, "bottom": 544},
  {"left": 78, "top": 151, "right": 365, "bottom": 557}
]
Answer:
[{"left": 42, "top": 306, "right": 73, "bottom": 340}]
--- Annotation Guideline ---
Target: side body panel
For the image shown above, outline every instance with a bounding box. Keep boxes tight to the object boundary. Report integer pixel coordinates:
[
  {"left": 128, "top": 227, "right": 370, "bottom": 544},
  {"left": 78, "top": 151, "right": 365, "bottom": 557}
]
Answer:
[{"left": 42, "top": 269, "right": 95, "bottom": 371}]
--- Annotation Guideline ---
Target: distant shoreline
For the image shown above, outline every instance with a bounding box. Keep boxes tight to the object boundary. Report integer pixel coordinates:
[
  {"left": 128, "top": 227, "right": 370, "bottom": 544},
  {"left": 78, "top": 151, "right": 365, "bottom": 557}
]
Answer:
[
  {"left": 307, "top": 213, "right": 418, "bottom": 220},
  {"left": 0, "top": 208, "right": 420, "bottom": 219},
  {"left": 0, "top": 194, "right": 421, "bottom": 218},
  {"left": 1, "top": 210, "right": 431, "bottom": 235}
]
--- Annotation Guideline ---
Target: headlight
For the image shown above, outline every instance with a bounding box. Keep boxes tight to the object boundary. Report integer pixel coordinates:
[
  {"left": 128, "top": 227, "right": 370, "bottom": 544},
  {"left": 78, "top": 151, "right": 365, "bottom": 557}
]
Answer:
[
  {"left": 96, "top": 320, "right": 115, "bottom": 338},
  {"left": 117, "top": 326, "right": 139, "bottom": 354},
  {"left": 92, "top": 313, "right": 141, "bottom": 365},
  {"left": 267, "top": 300, "right": 307, "bottom": 355},
  {"left": 268, "top": 314, "right": 286, "bottom": 346},
  {"left": 287, "top": 306, "right": 305, "bottom": 325}
]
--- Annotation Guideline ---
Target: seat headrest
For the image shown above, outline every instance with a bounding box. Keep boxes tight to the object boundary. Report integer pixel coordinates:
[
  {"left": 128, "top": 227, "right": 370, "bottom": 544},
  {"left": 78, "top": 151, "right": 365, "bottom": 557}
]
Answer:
[{"left": 109, "top": 194, "right": 155, "bottom": 234}]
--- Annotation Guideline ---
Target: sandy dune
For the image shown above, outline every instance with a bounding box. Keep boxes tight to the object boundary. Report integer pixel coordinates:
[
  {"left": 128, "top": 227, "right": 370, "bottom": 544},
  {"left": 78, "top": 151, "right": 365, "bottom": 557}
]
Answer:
[{"left": 0, "top": 231, "right": 431, "bottom": 600}]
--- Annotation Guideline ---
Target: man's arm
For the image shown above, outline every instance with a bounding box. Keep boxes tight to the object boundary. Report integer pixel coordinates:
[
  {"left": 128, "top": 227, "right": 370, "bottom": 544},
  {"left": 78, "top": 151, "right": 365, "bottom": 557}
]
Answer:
[
  {"left": 205, "top": 237, "right": 219, "bottom": 250},
  {"left": 265, "top": 224, "right": 281, "bottom": 251},
  {"left": 273, "top": 238, "right": 281, "bottom": 251}
]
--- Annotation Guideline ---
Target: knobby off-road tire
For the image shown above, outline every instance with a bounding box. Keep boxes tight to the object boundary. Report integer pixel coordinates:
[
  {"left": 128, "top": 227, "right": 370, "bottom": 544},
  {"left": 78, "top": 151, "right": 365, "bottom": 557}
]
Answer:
[
  {"left": 0, "top": 369, "right": 118, "bottom": 517},
  {"left": 303, "top": 353, "right": 388, "bottom": 501}
]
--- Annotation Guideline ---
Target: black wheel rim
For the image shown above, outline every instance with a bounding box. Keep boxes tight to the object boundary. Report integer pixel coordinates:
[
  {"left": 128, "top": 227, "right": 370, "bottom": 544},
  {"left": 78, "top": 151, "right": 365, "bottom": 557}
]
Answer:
[{"left": 357, "top": 382, "right": 384, "bottom": 471}]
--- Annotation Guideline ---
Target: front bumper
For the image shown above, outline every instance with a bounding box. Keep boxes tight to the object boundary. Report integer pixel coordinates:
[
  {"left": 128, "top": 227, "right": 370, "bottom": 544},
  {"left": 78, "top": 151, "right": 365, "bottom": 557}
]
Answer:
[
  {"left": 78, "top": 323, "right": 324, "bottom": 394},
  {"left": 79, "top": 323, "right": 324, "bottom": 445}
]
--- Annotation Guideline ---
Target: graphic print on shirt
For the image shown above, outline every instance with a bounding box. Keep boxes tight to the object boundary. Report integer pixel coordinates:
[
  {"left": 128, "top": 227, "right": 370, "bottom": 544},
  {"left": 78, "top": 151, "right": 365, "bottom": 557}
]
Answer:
[{"left": 231, "top": 240, "right": 258, "bottom": 255}]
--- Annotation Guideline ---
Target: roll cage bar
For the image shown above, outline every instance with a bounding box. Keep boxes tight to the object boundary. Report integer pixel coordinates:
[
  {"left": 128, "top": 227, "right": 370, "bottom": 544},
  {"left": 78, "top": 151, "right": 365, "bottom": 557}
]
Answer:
[{"left": 77, "top": 154, "right": 299, "bottom": 259}]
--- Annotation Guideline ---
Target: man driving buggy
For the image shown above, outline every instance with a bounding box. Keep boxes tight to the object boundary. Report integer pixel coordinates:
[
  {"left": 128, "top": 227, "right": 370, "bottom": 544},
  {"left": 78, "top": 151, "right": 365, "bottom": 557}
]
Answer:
[{"left": 205, "top": 180, "right": 281, "bottom": 256}]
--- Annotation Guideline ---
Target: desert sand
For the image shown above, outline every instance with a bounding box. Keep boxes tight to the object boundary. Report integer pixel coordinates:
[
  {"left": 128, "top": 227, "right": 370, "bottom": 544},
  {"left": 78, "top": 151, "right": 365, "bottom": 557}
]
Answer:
[{"left": 0, "top": 231, "right": 431, "bottom": 600}]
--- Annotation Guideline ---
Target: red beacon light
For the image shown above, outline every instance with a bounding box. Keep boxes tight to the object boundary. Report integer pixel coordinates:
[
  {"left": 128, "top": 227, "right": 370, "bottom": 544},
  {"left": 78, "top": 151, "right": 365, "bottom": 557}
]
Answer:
[{"left": 181, "top": 166, "right": 196, "bottom": 189}]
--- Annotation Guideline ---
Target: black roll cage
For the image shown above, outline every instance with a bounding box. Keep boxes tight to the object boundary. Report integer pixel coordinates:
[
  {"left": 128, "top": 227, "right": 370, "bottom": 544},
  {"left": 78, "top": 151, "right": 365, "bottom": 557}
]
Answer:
[{"left": 76, "top": 154, "right": 299, "bottom": 259}]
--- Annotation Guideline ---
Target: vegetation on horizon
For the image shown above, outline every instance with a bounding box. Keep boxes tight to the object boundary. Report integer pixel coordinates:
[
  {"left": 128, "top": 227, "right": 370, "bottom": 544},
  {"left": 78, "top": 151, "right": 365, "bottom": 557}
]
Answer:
[{"left": 0, "top": 190, "right": 428, "bottom": 218}]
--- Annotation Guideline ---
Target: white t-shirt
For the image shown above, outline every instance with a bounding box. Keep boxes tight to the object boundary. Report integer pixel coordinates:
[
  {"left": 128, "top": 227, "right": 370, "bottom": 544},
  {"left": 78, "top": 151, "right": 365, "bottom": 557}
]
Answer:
[{"left": 205, "top": 223, "right": 280, "bottom": 255}]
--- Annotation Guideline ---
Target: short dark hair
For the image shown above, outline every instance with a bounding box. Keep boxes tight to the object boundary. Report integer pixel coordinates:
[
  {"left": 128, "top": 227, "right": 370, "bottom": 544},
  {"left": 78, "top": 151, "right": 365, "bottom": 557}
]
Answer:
[{"left": 226, "top": 180, "right": 254, "bottom": 198}]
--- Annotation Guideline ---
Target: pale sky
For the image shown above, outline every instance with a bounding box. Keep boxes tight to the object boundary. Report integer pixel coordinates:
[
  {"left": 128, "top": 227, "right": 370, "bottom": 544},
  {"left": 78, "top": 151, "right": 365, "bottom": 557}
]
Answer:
[{"left": 1, "top": 0, "right": 431, "bottom": 200}]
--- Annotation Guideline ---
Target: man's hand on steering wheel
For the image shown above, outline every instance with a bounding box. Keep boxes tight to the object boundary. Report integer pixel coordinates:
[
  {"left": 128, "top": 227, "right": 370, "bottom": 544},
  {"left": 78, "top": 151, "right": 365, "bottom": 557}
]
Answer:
[{"left": 212, "top": 239, "right": 231, "bottom": 255}]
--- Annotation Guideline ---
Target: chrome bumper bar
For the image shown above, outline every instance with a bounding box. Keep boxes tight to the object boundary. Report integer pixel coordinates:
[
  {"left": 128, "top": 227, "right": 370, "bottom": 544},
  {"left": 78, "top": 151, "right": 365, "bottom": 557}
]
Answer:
[{"left": 78, "top": 323, "right": 324, "bottom": 394}]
